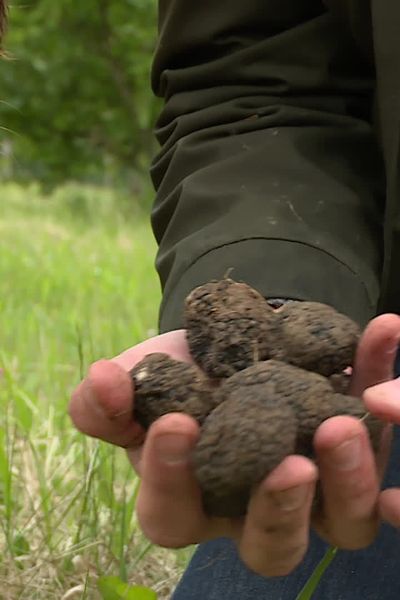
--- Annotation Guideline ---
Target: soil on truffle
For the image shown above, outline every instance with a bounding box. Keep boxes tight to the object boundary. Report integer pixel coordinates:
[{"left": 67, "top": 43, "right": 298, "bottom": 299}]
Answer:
[
  {"left": 130, "top": 353, "right": 218, "bottom": 429},
  {"left": 271, "top": 301, "right": 360, "bottom": 377},
  {"left": 184, "top": 279, "right": 279, "bottom": 378},
  {"left": 329, "top": 372, "right": 352, "bottom": 395},
  {"left": 218, "top": 360, "right": 379, "bottom": 456},
  {"left": 128, "top": 282, "right": 382, "bottom": 521},
  {"left": 192, "top": 394, "right": 297, "bottom": 517}
]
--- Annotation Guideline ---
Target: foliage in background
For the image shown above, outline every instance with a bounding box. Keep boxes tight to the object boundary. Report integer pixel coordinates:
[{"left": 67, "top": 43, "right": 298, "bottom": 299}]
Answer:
[
  {"left": 0, "top": 0, "right": 7, "bottom": 48},
  {"left": 0, "top": 0, "right": 160, "bottom": 189}
]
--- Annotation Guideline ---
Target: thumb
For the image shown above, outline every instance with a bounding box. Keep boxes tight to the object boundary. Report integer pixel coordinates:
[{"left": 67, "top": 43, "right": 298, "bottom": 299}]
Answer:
[{"left": 350, "top": 314, "right": 400, "bottom": 397}]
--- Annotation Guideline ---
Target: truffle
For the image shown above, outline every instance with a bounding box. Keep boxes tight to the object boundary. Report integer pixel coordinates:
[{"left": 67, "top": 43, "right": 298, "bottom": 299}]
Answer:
[
  {"left": 130, "top": 353, "right": 218, "bottom": 429},
  {"left": 219, "top": 360, "right": 330, "bottom": 455},
  {"left": 192, "top": 395, "right": 297, "bottom": 517},
  {"left": 219, "top": 361, "right": 380, "bottom": 456},
  {"left": 128, "top": 280, "right": 383, "bottom": 521},
  {"left": 271, "top": 301, "right": 360, "bottom": 377},
  {"left": 184, "top": 279, "right": 279, "bottom": 378},
  {"left": 329, "top": 372, "right": 352, "bottom": 395}
]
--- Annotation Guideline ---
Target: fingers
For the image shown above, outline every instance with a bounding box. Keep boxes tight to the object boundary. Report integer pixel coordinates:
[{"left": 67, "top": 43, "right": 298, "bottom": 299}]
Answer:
[
  {"left": 351, "top": 313, "right": 400, "bottom": 397},
  {"left": 69, "top": 359, "right": 144, "bottom": 448},
  {"left": 239, "top": 456, "right": 317, "bottom": 577},
  {"left": 134, "top": 413, "right": 222, "bottom": 548},
  {"left": 363, "top": 378, "right": 400, "bottom": 423},
  {"left": 314, "top": 416, "right": 380, "bottom": 549},
  {"left": 379, "top": 489, "right": 400, "bottom": 526},
  {"left": 69, "top": 329, "right": 192, "bottom": 448},
  {"left": 113, "top": 329, "right": 192, "bottom": 370}
]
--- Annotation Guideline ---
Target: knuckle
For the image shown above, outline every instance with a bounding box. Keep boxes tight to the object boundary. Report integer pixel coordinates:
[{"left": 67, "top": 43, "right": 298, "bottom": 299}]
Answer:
[
  {"left": 68, "top": 393, "right": 93, "bottom": 436},
  {"left": 138, "top": 516, "right": 188, "bottom": 548},
  {"left": 331, "top": 523, "right": 379, "bottom": 550},
  {"left": 137, "top": 503, "right": 195, "bottom": 549},
  {"left": 260, "top": 522, "right": 294, "bottom": 536},
  {"left": 241, "top": 543, "right": 307, "bottom": 578},
  {"left": 257, "top": 514, "right": 303, "bottom": 537},
  {"left": 339, "top": 479, "right": 375, "bottom": 504},
  {"left": 316, "top": 510, "right": 379, "bottom": 549},
  {"left": 275, "top": 540, "right": 308, "bottom": 564},
  {"left": 240, "top": 517, "right": 308, "bottom": 578}
]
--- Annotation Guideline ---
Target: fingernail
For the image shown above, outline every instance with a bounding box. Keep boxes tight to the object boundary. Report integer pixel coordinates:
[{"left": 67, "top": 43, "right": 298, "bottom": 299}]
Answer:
[
  {"left": 328, "top": 436, "right": 361, "bottom": 471},
  {"left": 271, "top": 485, "right": 310, "bottom": 512},
  {"left": 155, "top": 433, "right": 192, "bottom": 465}
]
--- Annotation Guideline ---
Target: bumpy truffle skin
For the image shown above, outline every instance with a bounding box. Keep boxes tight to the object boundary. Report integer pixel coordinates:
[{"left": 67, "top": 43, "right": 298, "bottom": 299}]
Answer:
[
  {"left": 329, "top": 372, "right": 352, "bottom": 395},
  {"left": 271, "top": 301, "right": 360, "bottom": 377},
  {"left": 192, "top": 395, "right": 297, "bottom": 517},
  {"left": 220, "top": 360, "right": 331, "bottom": 455},
  {"left": 130, "top": 353, "right": 218, "bottom": 429},
  {"left": 184, "top": 279, "right": 279, "bottom": 378},
  {"left": 219, "top": 360, "right": 380, "bottom": 456}
]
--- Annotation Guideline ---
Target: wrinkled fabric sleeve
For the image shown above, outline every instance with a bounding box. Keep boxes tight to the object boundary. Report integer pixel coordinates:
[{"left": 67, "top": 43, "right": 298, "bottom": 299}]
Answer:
[{"left": 150, "top": 0, "right": 385, "bottom": 332}]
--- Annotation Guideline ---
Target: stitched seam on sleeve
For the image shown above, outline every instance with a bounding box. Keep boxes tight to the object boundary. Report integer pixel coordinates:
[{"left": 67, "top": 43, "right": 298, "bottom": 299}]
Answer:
[{"left": 160, "top": 236, "right": 376, "bottom": 312}]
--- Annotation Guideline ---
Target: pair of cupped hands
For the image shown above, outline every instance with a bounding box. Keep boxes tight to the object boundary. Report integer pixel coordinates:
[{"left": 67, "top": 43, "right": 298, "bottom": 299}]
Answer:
[{"left": 69, "top": 314, "right": 400, "bottom": 578}]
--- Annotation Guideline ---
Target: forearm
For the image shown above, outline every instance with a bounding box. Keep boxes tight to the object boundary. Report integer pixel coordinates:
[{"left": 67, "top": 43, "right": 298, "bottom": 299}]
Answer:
[{"left": 151, "top": 0, "right": 385, "bottom": 332}]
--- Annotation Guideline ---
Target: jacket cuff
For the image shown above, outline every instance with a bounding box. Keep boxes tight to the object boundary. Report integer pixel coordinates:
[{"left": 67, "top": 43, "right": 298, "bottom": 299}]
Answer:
[{"left": 159, "top": 238, "right": 377, "bottom": 332}]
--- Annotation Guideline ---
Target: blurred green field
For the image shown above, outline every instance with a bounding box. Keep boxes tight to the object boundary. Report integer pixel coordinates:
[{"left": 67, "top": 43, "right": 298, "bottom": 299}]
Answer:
[{"left": 0, "top": 183, "right": 190, "bottom": 599}]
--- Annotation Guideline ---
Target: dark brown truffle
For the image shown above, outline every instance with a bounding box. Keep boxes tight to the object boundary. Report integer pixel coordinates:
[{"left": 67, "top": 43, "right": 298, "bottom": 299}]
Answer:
[
  {"left": 219, "top": 360, "right": 332, "bottom": 450},
  {"left": 184, "top": 279, "right": 279, "bottom": 378},
  {"left": 271, "top": 301, "right": 360, "bottom": 377},
  {"left": 127, "top": 280, "right": 382, "bottom": 522},
  {"left": 329, "top": 372, "right": 352, "bottom": 395},
  {"left": 192, "top": 395, "right": 297, "bottom": 517},
  {"left": 219, "top": 360, "right": 379, "bottom": 456},
  {"left": 130, "top": 353, "right": 218, "bottom": 429}
]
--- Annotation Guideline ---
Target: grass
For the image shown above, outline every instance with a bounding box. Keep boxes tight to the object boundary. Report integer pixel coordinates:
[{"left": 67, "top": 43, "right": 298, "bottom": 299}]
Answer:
[{"left": 0, "top": 182, "right": 192, "bottom": 599}]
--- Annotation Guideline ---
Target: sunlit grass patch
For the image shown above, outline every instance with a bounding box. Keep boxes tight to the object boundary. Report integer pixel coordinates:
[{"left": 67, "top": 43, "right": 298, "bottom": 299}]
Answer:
[{"left": 0, "top": 183, "right": 191, "bottom": 599}]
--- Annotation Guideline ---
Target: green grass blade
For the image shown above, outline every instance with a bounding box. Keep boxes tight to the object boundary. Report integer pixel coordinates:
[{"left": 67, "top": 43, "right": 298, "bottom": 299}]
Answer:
[
  {"left": 0, "top": 182, "right": 186, "bottom": 596},
  {"left": 295, "top": 546, "right": 338, "bottom": 600}
]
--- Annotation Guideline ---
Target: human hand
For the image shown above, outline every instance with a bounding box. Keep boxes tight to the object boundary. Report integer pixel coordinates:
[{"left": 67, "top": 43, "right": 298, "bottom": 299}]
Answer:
[
  {"left": 68, "top": 314, "right": 400, "bottom": 577},
  {"left": 311, "top": 313, "right": 400, "bottom": 550},
  {"left": 362, "top": 324, "right": 400, "bottom": 529}
]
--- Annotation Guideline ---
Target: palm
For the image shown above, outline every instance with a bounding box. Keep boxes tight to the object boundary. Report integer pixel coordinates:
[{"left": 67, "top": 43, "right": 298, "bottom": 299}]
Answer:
[{"left": 69, "top": 314, "right": 400, "bottom": 575}]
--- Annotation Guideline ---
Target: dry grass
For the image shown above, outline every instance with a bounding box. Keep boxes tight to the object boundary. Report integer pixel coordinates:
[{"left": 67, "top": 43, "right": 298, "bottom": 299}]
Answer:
[{"left": 0, "top": 183, "right": 192, "bottom": 599}]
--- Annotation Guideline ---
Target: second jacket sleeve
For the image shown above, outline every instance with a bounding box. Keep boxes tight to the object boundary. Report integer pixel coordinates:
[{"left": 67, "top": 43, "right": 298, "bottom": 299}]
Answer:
[{"left": 150, "top": 0, "right": 385, "bottom": 332}]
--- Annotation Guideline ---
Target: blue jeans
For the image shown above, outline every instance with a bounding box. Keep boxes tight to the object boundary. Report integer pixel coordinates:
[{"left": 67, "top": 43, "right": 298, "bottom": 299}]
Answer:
[{"left": 172, "top": 356, "right": 400, "bottom": 599}]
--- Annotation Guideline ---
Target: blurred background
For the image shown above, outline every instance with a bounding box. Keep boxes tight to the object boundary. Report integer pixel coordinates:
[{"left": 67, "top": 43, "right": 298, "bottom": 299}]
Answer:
[
  {"left": 0, "top": 0, "right": 159, "bottom": 195},
  {"left": 0, "top": 3, "right": 192, "bottom": 599}
]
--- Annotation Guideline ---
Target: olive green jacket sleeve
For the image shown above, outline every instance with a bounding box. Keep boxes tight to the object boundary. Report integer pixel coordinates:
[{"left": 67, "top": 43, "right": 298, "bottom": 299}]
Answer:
[
  {"left": 369, "top": 1, "right": 400, "bottom": 316},
  {"left": 326, "top": 0, "right": 400, "bottom": 315},
  {"left": 150, "top": 0, "right": 386, "bottom": 332}
]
